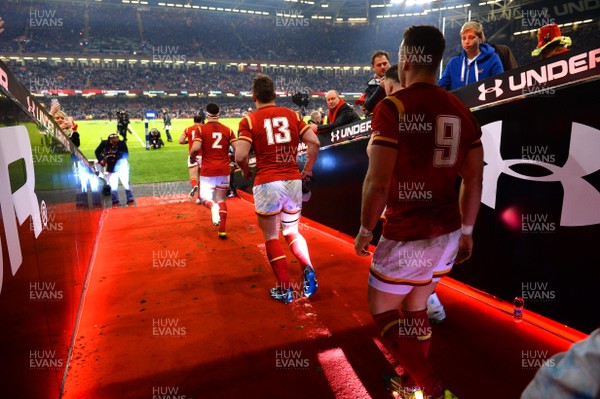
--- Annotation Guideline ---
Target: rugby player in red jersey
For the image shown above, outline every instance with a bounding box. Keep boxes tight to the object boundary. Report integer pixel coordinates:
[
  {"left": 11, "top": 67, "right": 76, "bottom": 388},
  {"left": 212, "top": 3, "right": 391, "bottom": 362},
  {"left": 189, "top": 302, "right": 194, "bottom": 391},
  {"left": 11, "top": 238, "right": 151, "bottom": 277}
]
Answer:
[
  {"left": 354, "top": 26, "right": 484, "bottom": 399},
  {"left": 234, "top": 74, "right": 320, "bottom": 304},
  {"left": 179, "top": 115, "right": 203, "bottom": 201},
  {"left": 189, "top": 103, "right": 237, "bottom": 239}
]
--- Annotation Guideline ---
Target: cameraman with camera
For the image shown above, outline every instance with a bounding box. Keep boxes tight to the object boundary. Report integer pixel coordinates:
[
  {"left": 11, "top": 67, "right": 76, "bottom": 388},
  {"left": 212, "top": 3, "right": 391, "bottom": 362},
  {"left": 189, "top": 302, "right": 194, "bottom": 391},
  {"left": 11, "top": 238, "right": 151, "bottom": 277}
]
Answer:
[
  {"left": 116, "top": 109, "right": 130, "bottom": 142},
  {"left": 95, "top": 133, "right": 135, "bottom": 206},
  {"left": 149, "top": 128, "right": 165, "bottom": 149}
]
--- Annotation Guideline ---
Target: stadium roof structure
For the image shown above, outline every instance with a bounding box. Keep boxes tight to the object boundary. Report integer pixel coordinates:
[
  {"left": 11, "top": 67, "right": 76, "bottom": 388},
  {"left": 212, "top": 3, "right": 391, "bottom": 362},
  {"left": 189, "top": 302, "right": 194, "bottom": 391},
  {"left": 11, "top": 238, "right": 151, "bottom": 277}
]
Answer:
[
  {"left": 39, "top": 0, "right": 595, "bottom": 24},
  {"left": 48, "top": 0, "right": 545, "bottom": 21}
]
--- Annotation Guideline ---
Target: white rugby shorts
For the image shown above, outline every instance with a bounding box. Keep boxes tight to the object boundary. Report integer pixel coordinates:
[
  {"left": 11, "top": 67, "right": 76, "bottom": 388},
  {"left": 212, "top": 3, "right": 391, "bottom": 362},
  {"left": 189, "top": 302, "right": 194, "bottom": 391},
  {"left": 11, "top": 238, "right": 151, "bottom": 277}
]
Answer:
[
  {"left": 188, "top": 155, "right": 202, "bottom": 168},
  {"left": 368, "top": 229, "right": 461, "bottom": 295},
  {"left": 253, "top": 180, "right": 302, "bottom": 216}
]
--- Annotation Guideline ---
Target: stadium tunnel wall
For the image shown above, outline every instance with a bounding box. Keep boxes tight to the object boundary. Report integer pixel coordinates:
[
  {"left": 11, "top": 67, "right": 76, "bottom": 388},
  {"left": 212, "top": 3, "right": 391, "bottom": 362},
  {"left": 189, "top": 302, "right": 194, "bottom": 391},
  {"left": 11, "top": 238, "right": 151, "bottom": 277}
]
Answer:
[
  {"left": 237, "top": 46, "right": 600, "bottom": 334},
  {"left": 0, "top": 60, "right": 107, "bottom": 398}
]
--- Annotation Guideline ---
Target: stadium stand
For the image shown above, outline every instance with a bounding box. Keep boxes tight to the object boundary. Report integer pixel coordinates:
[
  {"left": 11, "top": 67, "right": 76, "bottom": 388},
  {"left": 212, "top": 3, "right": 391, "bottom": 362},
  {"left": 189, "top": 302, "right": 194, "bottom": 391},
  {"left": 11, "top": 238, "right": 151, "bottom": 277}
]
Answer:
[{"left": 1, "top": 0, "right": 598, "bottom": 118}]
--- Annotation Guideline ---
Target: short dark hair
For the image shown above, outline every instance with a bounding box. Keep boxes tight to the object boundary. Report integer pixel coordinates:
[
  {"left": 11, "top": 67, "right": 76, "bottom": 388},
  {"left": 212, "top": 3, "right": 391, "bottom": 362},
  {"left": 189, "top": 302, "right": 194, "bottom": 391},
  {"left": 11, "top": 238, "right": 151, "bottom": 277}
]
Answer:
[
  {"left": 402, "top": 25, "right": 445, "bottom": 73},
  {"left": 206, "top": 103, "right": 220, "bottom": 116},
  {"left": 193, "top": 115, "right": 203, "bottom": 123},
  {"left": 252, "top": 74, "right": 276, "bottom": 103},
  {"left": 385, "top": 64, "right": 399, "bottom": 82},
  {"left": 370, "top": 50, "right": 390, "bottom": 66}
]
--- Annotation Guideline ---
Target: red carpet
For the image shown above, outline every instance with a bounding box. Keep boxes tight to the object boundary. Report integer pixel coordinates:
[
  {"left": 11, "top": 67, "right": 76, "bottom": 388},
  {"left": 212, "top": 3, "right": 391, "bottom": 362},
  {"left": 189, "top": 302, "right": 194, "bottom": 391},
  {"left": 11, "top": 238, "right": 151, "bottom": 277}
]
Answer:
[{"left": 62, "top": 194, "right": 586, "bottom": 399}]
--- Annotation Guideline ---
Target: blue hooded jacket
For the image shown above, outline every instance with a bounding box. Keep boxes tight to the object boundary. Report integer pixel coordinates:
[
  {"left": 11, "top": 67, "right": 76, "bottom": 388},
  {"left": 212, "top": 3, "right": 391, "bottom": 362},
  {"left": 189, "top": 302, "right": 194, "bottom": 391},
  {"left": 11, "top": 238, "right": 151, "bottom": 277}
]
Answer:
[{"left": 438, "top": 43, "right": 504, "bottom": 90}]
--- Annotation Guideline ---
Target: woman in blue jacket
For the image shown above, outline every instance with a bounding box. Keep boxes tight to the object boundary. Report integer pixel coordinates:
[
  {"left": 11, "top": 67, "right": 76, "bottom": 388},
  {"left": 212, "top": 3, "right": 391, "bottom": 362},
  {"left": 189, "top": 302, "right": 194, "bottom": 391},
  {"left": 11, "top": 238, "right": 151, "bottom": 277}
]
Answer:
[{"left": 438, "top": 21, "right": 504, "bottom": 90}]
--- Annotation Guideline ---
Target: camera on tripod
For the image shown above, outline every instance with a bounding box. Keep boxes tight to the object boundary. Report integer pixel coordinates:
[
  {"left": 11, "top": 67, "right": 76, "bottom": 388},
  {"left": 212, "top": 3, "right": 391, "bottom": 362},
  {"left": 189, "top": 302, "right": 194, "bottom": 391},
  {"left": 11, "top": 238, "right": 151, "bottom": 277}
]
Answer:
[{"left": 292, "top": 92, "right": 309, "bottom": 108}]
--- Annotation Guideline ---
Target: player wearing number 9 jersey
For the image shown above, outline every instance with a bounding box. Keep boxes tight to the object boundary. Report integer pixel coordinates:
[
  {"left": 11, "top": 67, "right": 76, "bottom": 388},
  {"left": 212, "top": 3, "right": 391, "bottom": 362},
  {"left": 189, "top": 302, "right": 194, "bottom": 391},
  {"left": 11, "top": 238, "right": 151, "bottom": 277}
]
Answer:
[
  {"left": 354, "top": 26, "right": 483, "bottom": 399},
  {"left": 235, "top": 74, "right": 321, "bottom": 305},
  {"left": 189, "top": 103, "right": 237, "bottom": 239},
  {"left": 371, "top": 83, "right": 482, "bottom": 242}
]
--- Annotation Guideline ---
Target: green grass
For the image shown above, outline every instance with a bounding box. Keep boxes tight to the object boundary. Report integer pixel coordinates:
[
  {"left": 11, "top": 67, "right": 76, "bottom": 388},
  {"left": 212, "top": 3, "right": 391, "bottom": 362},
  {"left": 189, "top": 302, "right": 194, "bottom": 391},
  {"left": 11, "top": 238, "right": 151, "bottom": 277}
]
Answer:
[{"left": 78, "top": 118, "right": 242, "bottom": 184}]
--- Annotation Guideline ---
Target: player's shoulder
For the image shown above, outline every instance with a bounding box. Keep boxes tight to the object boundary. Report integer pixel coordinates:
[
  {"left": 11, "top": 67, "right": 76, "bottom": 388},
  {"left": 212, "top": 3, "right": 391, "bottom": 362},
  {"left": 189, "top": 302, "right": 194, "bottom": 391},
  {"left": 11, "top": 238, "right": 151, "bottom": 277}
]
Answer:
[{"left": 376, "top": 93, "right": 405, "bottom": 116}]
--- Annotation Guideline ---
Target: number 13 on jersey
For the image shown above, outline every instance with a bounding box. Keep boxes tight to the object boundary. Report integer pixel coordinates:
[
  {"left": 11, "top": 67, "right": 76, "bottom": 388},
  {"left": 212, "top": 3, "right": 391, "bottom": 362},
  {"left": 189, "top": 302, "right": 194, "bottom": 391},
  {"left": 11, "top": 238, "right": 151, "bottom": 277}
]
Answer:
[{"left": 264, "top": 117, "right": 292, "bottom": 145}]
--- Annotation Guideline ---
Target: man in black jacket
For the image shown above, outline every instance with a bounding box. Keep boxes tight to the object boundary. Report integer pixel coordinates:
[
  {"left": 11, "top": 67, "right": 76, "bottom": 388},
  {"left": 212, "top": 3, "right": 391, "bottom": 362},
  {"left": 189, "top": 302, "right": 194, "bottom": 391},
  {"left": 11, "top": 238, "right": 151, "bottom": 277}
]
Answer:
[
  {"left": 95, "top": 133, "right": 135, "bottom": 206},
  {"left": 162, "top": 109, "right": 174, "bottom": 142},
  {"left": 363, "top": 50, "right": 391, "bottom": 115},
  {"left": 313, "top": 90, "right": 361, "bottom": 134},
  {"left": 116, "top": 110, "right": 130, "bottom": 142}
]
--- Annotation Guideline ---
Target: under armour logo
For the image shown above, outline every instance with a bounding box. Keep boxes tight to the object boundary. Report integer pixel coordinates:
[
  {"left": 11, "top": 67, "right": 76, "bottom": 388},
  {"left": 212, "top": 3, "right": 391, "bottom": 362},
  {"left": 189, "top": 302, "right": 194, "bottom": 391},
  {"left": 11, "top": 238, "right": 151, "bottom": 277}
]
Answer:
[
  {"left": 330, "top": 130, "right": 340, "bottom": 142},
  {"left": 481, "top": 121, "right": 600, "bottom": 227},
  {"left": 478, "top": 79, "right": 503, "bottom": 101}
]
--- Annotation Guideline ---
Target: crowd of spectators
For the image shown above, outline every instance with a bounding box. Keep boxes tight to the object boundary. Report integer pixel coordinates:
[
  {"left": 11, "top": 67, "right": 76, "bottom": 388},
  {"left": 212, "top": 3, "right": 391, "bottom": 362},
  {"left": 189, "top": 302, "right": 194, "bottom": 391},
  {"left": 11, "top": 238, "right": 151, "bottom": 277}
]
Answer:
[
  {"left": 1, "top": 1, "right": 384, "bottom": 63},
  {"left": 2, "top": 2, "right": 598, "bottom": 67},
  {"left": 9, "top": 60, "right": 368, "bottom": 93},
  {"left": 50, "top": 96, "right": 333, "bottom": 122},
  {"left": 2, "top": 0, "right": 599, "bottom": 65}
]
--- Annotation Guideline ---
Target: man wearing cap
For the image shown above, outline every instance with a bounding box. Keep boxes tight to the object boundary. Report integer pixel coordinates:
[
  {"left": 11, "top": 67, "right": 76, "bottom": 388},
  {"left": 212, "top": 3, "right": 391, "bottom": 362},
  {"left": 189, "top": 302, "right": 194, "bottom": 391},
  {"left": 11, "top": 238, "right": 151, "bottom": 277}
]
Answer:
[
  {"left": 438, "top": 21, "right": 504, "bottom": 90},
  {"left": 95, "top": 133, "right": 135, "bottom": 206},
  {"left": 532, "top": 23, "right": 572, "bottom": 59}
]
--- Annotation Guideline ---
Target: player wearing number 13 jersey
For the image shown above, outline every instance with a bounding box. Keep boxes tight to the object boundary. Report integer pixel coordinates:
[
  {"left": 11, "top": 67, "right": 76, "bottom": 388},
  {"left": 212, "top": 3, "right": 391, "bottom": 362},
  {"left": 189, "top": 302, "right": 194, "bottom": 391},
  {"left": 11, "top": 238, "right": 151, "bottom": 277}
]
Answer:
[
  {"left": 238, "top": 108, "right": 309, "bottom": 186},
  {"left": 189, "top": 103, "right": 237, "bottom": 239},
  {"left": 235, "top": 74, "right": 321, "bottom": 304}
]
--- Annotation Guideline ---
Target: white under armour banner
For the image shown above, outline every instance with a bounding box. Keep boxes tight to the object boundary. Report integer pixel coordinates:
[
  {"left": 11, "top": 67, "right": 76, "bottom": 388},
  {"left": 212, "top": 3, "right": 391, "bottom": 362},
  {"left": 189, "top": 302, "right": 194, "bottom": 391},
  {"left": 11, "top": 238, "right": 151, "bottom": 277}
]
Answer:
[{"left": 451, "top": 71, "right": 600, "bottom": 335}]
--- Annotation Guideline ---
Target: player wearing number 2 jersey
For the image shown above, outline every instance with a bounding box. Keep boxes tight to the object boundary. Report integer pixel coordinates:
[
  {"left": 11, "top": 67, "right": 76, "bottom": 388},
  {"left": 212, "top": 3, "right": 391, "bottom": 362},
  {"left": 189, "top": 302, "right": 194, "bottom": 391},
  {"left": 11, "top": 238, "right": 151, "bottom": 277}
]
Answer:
[
  {"left": 235, "top": 74, "right": 321, "bottom": 304},
  {"left": 354, "top": 26, "right": 483, "bottom": 399},
  {"left": 189, "top": 103, "right": 237, "bottom": 239}
]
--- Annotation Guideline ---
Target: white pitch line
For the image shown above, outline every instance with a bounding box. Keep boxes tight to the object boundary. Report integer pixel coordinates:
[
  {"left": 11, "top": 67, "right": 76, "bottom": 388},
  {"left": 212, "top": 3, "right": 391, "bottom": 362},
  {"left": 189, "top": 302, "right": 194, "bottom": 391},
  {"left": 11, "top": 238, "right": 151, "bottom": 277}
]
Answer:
[{"left": 127, "top": 126, "right": 146, "bottom": 147}]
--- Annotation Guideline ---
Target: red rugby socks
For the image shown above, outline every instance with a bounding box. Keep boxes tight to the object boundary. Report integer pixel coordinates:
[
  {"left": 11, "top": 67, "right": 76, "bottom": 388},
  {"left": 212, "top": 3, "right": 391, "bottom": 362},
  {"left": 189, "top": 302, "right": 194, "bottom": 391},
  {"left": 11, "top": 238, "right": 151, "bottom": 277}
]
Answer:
[
  {"left": 372, "top": 308, "right": 442, "bottom": 397},
  {"left": 265, "top": 239, "right": 290, "bottom": 290}
]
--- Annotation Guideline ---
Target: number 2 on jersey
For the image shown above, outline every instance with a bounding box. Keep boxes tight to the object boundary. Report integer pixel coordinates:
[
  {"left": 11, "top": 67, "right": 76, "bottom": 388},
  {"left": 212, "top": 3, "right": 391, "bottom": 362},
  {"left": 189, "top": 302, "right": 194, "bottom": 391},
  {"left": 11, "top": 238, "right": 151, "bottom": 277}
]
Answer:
[
  {"left": 212, "top": 132, "right": 223, "bottom": 149},
  {"left": 433, "top": 115, "right": 461, "bottom": 167},
  {"left": 264, "top": 117, "right": 291, "bottom": 145}
]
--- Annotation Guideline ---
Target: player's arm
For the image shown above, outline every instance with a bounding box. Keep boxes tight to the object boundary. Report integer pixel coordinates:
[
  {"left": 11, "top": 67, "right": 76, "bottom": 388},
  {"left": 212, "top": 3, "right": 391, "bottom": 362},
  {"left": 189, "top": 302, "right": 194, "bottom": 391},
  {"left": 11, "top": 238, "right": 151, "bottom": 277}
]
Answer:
[
  {"left": 456, "top": 142, "right": 484, "bottom": 264},
  {"left": 233, "top": 140, "right": 252, "bottom": 179},
  {"left": 189, "top": 139, "right": 202, "bottom": 161},
  {"left": 300, "top": 127, "right": 320, "bottom": 179},
  {"left": 178, "top": 129, "right": 188, "bottom": 145},
  {"left": 235, "top": 118, "right": 253, "bottom": 179},
  {"left": 355, "top": 144, "right": 396, "bottom": 256},
  {"left": 355, "top": 99, "right": 399, "bottom": 256}
]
